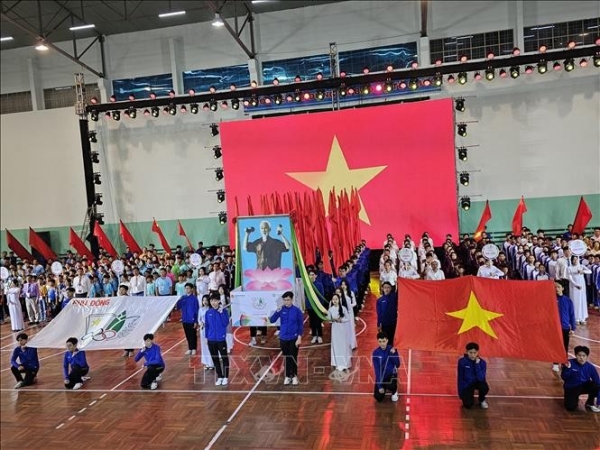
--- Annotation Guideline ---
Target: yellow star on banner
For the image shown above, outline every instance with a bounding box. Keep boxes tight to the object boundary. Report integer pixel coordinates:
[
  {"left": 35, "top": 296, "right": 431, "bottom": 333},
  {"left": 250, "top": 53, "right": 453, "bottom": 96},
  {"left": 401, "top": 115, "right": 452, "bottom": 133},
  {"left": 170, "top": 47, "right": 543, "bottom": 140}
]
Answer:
[
  {"left": 446, "top": 291, "right": 504, "bottom": 339},
  {"left": 91, "top": 317, "right": 103, "bottom": 327},
  {"left": 286, "top": 136, "right": 387, "bottom": 225}
]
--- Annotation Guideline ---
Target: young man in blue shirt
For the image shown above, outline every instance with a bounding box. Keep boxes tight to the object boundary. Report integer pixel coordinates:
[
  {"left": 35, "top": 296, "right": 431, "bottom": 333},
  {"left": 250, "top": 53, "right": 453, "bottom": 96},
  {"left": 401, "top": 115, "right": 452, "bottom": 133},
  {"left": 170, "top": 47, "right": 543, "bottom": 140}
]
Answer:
[
  {"left": 176, "top": 283, "right": 199, "bottom": 356},
  {"left": 376, "top": 282, "right": 398, "bottom": 346},
  {"left": 63, "top": 337, "right": 90, "bottom": 390},
  {"left": 372, "top": 332, "right": 400, "bottom": 402},
  {"left": 205, "top": 294, "right": 230, "bottom": 386},
  {"left": 561, "top": 345, "right": 600, "bottom": 412},
  {"left": 457, "top": 342, "right": 489, "bottom": 409},
  {"left": 269, "top": 291, "right": 304, "bottom": 385},
  {"left": 134, "top": 333, "right": 165, "bottom": 390},
  {"left": 10, "top": 333, "right": 40, "bottom": 389},
  {"left": 553, "top": 282, "right": 576, "bottom": 373}
]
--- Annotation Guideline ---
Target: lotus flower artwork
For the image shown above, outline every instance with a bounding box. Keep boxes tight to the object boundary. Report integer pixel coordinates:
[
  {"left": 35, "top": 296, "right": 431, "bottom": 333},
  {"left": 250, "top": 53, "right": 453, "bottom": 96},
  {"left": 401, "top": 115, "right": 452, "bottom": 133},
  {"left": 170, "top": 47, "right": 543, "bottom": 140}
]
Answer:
[{"left": 243, "top": 267, "right": 294, "bottom": 291}]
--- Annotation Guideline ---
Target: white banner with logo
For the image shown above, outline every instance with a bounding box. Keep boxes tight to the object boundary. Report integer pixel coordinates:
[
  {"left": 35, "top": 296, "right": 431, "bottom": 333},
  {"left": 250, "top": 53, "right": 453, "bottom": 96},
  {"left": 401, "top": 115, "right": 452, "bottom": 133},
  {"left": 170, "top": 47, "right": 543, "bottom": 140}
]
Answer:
[{"left": 28, "top": 296, "right": 179, "bottom": 349}]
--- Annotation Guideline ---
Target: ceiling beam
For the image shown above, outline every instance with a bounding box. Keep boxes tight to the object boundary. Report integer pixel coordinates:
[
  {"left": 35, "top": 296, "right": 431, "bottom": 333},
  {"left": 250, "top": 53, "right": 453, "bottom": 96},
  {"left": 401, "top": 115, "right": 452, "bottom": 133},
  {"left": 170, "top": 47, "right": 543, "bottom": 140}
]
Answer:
[
  {"left": 420, "top": 0, "right": 428, "bottom": 38},
  {"left": 205, "top": 0, "right": 256, "bottom": 59}
]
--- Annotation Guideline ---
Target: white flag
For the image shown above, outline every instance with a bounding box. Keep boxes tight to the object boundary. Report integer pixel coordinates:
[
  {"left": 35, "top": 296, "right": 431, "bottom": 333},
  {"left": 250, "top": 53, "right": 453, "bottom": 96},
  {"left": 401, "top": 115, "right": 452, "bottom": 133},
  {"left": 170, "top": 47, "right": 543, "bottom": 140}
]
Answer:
[{"left": 28, "top": 296, "right": 179, "bottom": 350}]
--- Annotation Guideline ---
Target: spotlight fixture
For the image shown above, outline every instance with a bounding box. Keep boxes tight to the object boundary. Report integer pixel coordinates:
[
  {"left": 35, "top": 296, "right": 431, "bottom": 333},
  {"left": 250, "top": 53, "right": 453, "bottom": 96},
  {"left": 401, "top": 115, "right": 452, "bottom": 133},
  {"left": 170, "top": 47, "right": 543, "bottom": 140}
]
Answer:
[
  {"left": 459, "top": 172, "right": 470, "bottom": 186},
  {"left": 339, "top": 86, "right": 347, "bottom": 96},
  {"left": 221, "top": 101, "right": 228, "bottom": 109},
  {"left": 89, "top": 131, "right": 97, "bottom": 143},
  {"left": 294, "top": 75, "right": 302, "bottom": 83},
  {"left": 203, "top": 103, "right": 210, "bottom": 111},
  {"left": 564, "top": 58, "right": 575, "bottom": 72},
  {"left": 188, "top": 89, "right": 195, "bottom": 96},
  {"left": 213, "top": 145, "right": 222, "bottom": 159},
  {"left": 143, "top": 109, "right": 150, "bottom": 116},
  {"left": 457, "top": 123, "right": 467, "bottom": 137},
  {"left": 539, "top": 45, "right": 547, "bottom": 53},
  {"left": 190, "top": 103, "right": 199, "bottom": 114},
  {"left": 433, "top": 74, "right": 443, "bottom": 87},
  {"left": 264, "top": 97, "right": 272, "bottom": 105},
  {"left": 457, "top": 147, "right": 468, "bottom": 161},
  {"left": 315, "top": 90, "right": 325, "bottom": 100},
  {"left": 537, "top": 60, "right": 548, "bottom": 74},
  {"left": 408, "top": 79, "right": 418, "bottom": 90},
  {"left": 474, "top": 72, "right": 482, "bottom": 81},
  {"left": 384, "top": 81, "right": 393, "bottom": 92},
  {"left": 579, "top": 58, "right": 588, "bottom": 67},
  {"left": 486, "top": 51, "right": 495, "bottom": 60},
  {"left": 128, "top": 107, "right": 137, "bottom": 119},
  {"left": 212, "top": 13, "right": 224, "bottom": 27},
  {"left": 510, "top": 66, "right": 520, "bottom": 78},
  {"left": 447, "top": 75, "right": 455, "bottom": 84},
  {"left": 209, "top": 100, "right": 218, "bottom": 111},
  {"left": 594, "top": 54, "right": 600, "bottom": 67},
  {"left": 454, "top": 98, "right": 465, "bottom": 112},
  {"left": 485, "top": 67, "right": 495, "bottom": 80},
  {"left": 422, "top": 79, "right": 431, "bottom": 87},
  {"left": 553, "top": 61, "right": 562, "bottom": 71},
  {"left": 347, "top": 87, "right": 356, "bottom": 95},
  {"left": 231, "top": 98, "right": 240, "bottom": 110},
  {"left": 210, "top": 124, "right": 219, "bottom": 137},
  {"left": 316, "top": 72, "right": 323, "bottom": 80},
  {"left": 361, "top": 84, "right": 371, "bottom": 95},
  {"left": 91, "top": 151, "right": 100, "bottom": 164},
  {"left": 94, "top": 193, "right": 103, "bottom": 206},
  {"left": 218, "top": 211, "right": 227, "bottom": 225},
  {"left": 458, "top": 72, "right": 468, "bottom": 85},
  {"left": 109, "top": 95, "right": 116, "bottom": 102},
  {"left": 180, "top": 105, "right": 187, "bottom": 113},
  {"left": 525, "top": 65, "right": 534, "bottom": 74},
  {"left": 168, "top": 104, "right": 177, "bottom": 115},
  {"left": 209, "top": 86, "right": 217, "bottom": 94},
  {"left": 90, "top": 97, "right": 98, "bottom": 104},
  {"left": 93, "top": 172, "right": 102, "bottom": 185},
  {"left": 93, "top": 213, "right": 105, "bottom": 225},
  {"left": 151, "top": 106, "right": 160, "bottom": 117},
  {"left": 294, "top": 91, "right": 302, "bottom": 102},
  {"left": 111, "top": 110, "right": 120, "bottom": 121},
  {"left": 363, "top": 67, "right": 370, "bottom": 74},
  {"left": 216, "top": 190, "right": 225, "bottom": 203},
  {"left": 215, "top": 168, "right": 224, "bottom": 181},
  {"left": 512, "top": 47, "right": 521, "bottom": 56},
  {"left": 303, "top": 92, "right": 311, "bottom": 101},
  {"left": 273, "top": 94, "right": 282, "bottom": 105},
  {"left": 272, "top": 78, "right": 279, "bottom": 86},
  {"left": 168, "top": 90, "right": 175, "bottom": 98},
  {"left": 128, "top": 94, "right": 135, "bottom": 101},
  {"left": 460, "top": 196, "right": 471, "bottom": 211},
  {"left": 90, "top": 110, "right": 99, "bottom": 121},
  {"left": 499, "top": 69, "right": 507, "bottom": 78},
  {"left": 150, "top": 92, "right": 157, "bottom": 100},
  {"left": 250, "top": 97, "right": 258, "bottom": 107}
]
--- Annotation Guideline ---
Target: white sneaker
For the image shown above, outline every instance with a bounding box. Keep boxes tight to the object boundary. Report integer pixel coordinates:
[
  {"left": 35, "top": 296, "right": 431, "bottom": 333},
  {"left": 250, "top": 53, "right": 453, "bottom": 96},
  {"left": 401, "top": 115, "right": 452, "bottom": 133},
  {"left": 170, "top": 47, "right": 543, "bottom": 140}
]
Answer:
[
  {"left": 221, "top": 378, "right": 229, "bottom": 386},
  {"left": 14, "top": 381, "right": 24, "bottom": 389},
  {"left": 311, "top": 337, "right": 317, "bottom": 344},
  {"left": 480, "top": 400, "right": 489, "bottom": 409},
  {"left": 122, "top": 350, "right": 131, "bottom": 357},
  {"left": 284, "top": 377, "right": 291, "bottom": 385},
  {"left": 250, "top": 338, "right": 257, "bottom": 346},
  {"left": 73, "top": 382, "right": 83, "bottom": 390},
  {"left": 155, "top": 374, "right": 163, "bottom": 382},
  {"left": 586, "top": 404, "right": 600, "bottom": 413},
  {"left": 292, "top": 376, "right": 299, "bottom": 385},
  {"left": 81, "top": 376, "right": 91, "bottom": 382},
  {"left": 191, "top": 350, "right": 197, "bottom": 355},
  {"left": 215, "top": 378, "right": 223, "bottom": 386},
  {"left": 184, "top": 350, "right": 192, "bottom": 356},
  {"left": 150, "top": 381, "right": 158, "bottom": 390},
  {"left": 317, "top": 337, "right": 323, "bottom": 344},
  {"left": 552, "top": 364, "right": 560, "bottom": 373},
  {"left": 275, "top": 330, "right": 280, "bottom": 336},
  {"left": 391, "top": 393, "right": 399, "bottom": 402}
]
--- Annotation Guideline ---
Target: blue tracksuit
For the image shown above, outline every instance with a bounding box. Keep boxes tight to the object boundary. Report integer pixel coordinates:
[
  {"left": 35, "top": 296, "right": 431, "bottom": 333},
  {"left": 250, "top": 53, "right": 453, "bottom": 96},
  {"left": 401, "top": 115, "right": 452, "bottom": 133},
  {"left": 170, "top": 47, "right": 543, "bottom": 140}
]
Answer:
[
  {"left": 457, "top": 355, "right": 487, "bottom": 396},
  {"left": 63, "top": 350, "right": 89, "bottom": 378},
  {"left": 269, "top": 305, "right": 304, "bottom": 341},
  {"left": 204, "top": 308, "right": 229, "bottom": 341},
  {"left": 134, "top": 343, "right": 165, "bottom": 367},
  {"left": 376, "top": 293, "right": 398, "bottom": 327},
  {"left": 557, "top": 295, "right": 576, "bottom": 331},
  {"left": 561, "top": 359, "right": 600, "bottom": 389},
  {"left": 372, "top": 345, "right": 401, "bottom": 389},
  {"left": 11, "top": 346, "right": 40, "bottom": 370},
  {"left": 176, "top": 294, "right": 199, "bottom": 324}
]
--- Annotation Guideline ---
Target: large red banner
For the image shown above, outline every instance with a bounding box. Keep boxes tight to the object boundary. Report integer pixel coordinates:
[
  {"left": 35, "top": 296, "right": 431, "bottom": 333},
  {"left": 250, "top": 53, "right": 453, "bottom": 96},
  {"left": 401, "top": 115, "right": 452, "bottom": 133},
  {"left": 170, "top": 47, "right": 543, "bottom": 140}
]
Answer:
[{"left": 221, "top": 99, "right": 458, "bottom": 248}]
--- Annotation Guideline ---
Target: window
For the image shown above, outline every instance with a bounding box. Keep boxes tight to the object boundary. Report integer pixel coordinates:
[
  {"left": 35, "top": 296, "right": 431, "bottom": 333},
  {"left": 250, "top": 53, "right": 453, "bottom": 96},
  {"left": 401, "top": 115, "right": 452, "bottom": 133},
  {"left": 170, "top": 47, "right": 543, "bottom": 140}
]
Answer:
[
  {"left": 112, "top": 73, "right": 173, "bottom": 101},
  {"left": 44, "top": 84, "right": 101, "bottom": 110},
  {"left": 262, "top": 54, "right": 330, "bottom": 84},
  {"left": 524, "top": 18, "right": 599, "bottom": 53},
  {"left": 183, "top": 64, "right": 250, "bottom": 93},
  {"left": 0, "top": 91, "right": 32, "bottom": 114},
  {"left": 430, "top": 30, "right": 514, "bottom": 64},
  {"left": 339, "top": 42, "right": 418, "bottom": 74}
]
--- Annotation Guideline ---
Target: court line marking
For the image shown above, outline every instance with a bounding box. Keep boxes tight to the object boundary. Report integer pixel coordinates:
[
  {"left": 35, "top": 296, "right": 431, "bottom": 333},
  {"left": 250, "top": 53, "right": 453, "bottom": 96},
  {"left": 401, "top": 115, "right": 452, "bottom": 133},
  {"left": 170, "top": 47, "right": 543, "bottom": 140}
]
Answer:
[
  {"left": 405, "top": 348, "right": 412, "bottom": 441},
  {"left": 0, "top": 324, "right": 40, "bottom": 341},
  {"left": 0, "top": 350, "right": 64, "bottom": 372},
  {"left": 572, "top": 335, "right": 600, "bottom": 344},
  {"left": 204, "top": 351, "right": 283, "bottom": 450},
  {"left": 0, "top": 325, "right": 45, "bottom": 348}
]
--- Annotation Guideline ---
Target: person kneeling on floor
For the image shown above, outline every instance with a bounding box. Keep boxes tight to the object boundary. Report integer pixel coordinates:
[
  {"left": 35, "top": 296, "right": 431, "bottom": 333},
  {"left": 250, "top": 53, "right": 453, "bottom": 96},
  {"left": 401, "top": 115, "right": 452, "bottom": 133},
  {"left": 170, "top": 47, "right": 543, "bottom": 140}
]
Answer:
[
  {"left": 457, "top": 342, "right": 490, "bottom": 409},
  {"left": 372, "top": 332, "right": 400, "bottom": 403},
  {"left": 63, "top": 337, "right": 89, "bottom": 390},
  {"left": 135, "top": 333, "right": 165, "bottom": 390},
  {"left": 561, "top": 345, "right": 600, "bottom": 413}
]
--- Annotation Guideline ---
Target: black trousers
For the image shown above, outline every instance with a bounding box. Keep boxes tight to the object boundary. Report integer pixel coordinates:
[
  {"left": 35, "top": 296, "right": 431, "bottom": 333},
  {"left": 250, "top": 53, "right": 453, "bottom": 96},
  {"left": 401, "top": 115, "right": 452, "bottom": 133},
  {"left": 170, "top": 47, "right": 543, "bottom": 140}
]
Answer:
[
  {"left": 564, "top": 381, "right": 600, "bottom": 411},
  {"left": 307, "top": 310, "right": 322, "bottom": 337},
  {"left": 65, "top": 366, "right": 89, "bottom": 389},
  {"left": 182, "top": 322, "right": 198, "bottom": 350},
  {"left": 141, "top": 364, "right": 164, "bottom": 388},
  {"left": 280, "top": 339, "right": 299, "bottom": 378},
  {"left": 554, "top": 329, "right": 571, "bottom": 365},
  {"left": 208, "top": 340, "right": 229, "bottom": 379},
  {"left": 460, "top": 381, "right": 490, "bottom": 408},
  {"left": 11, "top": 366, "right": 38, "bottom": 385},
  {"left": 373, "top": 374, "right": 398, "bottom": 402},
  {"left": 250, "top": 326, "right": 267, "bottom": 338},
  {"left": 381, "top": 323, "right": 397, "bottom": 347}
]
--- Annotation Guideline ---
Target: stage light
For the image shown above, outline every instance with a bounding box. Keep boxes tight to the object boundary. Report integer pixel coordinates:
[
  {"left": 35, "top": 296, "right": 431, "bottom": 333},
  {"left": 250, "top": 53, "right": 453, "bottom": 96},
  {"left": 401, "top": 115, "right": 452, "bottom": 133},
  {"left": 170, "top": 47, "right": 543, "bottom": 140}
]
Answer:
[
  {"left": 316, "top": 72, "right": 323, "bottom": 80},
  {"left": 361, "top": 85, "right": 371, "bottom": 95},
  {"left": 386, "top": 65, "right": 394, "bottom": 72},
  {"left": 168, "top": 90, "right": 175, "bottom": 98},
  {"left": 243, "top": 100, "right": 250, "bottom": 107},
  {"left": 180, "top": 105, "right": 187, "bottom": 113},
  {"left": 422, "top": 79, "right": 431, "bottom": 87},
  {"left": 109, "top": 95, "right": 116, "bottom": 102},
  {"left": 411, "top": 62, "right": 418, "bottom": 69},
  {"left": 461, "top": 196, "right": 471, "bottom": 211},
  {"left": 210, "top": 124, "right": 219, "bottom": 136},
  {"left": 213, "top": 145, "right": 222, "bottom": 159},
  {"left": 459, "top": 172, "right": 470, "bottom": 186},
  {"left": 435, "top": 59, "right": 442, "bottom": 66},
  {"left": 510, "top": 66, "right": 520, "bottom": 78},
  {"left": 567, "top": 41, "right": 576, "bottom": 49},
  {"left": 447, "top": 75, "right": 455, "bottom": 84},
  {"left": 151, "top": 106, "right": 160, "bottom": 117},
  {"left": 539, "top": 45, "right": 547, "bottom": 53},
  {"left": 273, "top": 78, "right": 279, "bottom": 86},
  {"left": 564, "top": 58, "right": 575, "bottom": 72},
  {"left": 190, "top": 103, "right": 199, "bottom": 114},
  {"left": 94, "top": 193, "right": 103, "bottom": 206},
  {"left": 294, "top": 75, "right": 302, "bottom": 83},
  {"left": 91, "top": 151, "right": 100, "bottom": 164},
  {"left": 339, "top": 86, "right": 347, "bottom": 96},
  {"left": 525, "top": 65, "right": 534, "bottom": 74},
  {"left": 433, "top": 74, "right": 443, "bottom": 86},
  {"left": 458, "top": 72, "right": 468, "bottom": 85},
  {"left": 128, "top": 107, "right": 137, "bottom": 119},
  {"left": 105, "top": 112, "right": 111, "bottom": 119},
  {"left": 216, "top": 190, "right": 225, "bottom": 203},
  {"left": 553, "top": 61, "right": 562, "bottom": 71},
  {"left": 218, "top": 211, "right": 227, "bottom": 225},
  {"left": 579, "top": 58, "right": 588, "bottom": 67},
  {"left": 90, "top": 97, "right": 98, "bottom": 104},
  {"left": 347, "top": 87, "right": 356, "bottom": 95},
  {"left": 90, "top": 110, "right": 99, "bottom": 121},
  {"left": 210, "top": 100, "right": 218, "bottom": 111},
  {"left": 485, "top": 67, "right": 495, "bottom": 80},
  {"left": 486, "top": 51, "right": 495, "bottom": 59},
  {"left": 111, "top": 110, "right": 120, "bottom": 121},
  {"left": 93, "top": 172, "right": 102, "bottom": 185},
  {"left": 143, "top": 109, "right": 150, "bottom": 117},
  {"left": 203, "top": 103, "right": 210, "bottom": 111},
  {"left": 294, "top": 92, "right": 302, "bottom": 102},
  {"left": 399, "top": 81, "right": 407, "bottom": 90},
  {"left": 363, "top": 67, "right": 370, "bottom": 74},
  {"left": 316, "top": 90, "right": 325, "bottom": 100},
  {"left": 474, "top": 72, "right": 482, "bottom": 81},
  {"left": 230, "top": 84, "right": 237, "bottom": 91},
  {"left": 594, "top": 55, "right": 600, "bottom": 67},
  {"left": 286, "top": 94, "right": 294, "bottom": 102},
  {"left": 94, "top": 213, "right": 105, "bottom": 225},
  {"left": 188, "top": 89, "right": 195, "bottom": 96},
  {"left": 340, "top": 71, "right": 347, "bottom": 78},
  {"left": 457, "top": 147, "right": 468, "bottom": 161},
  {"left": 499, "top": 69, "right": 507, "bottom": 78},
  {"left": 215, "top": 168, "right": 224, "bottom": 181},
  {"left": 537, "top": 61, "right": 548, "bottom": 74},
  {"left": 457, "top": 123, "right": 467, "bottom": 137},
  {"left": 163, "top": 107, "right": 169, "bottom": 115},
  {"left": 274, "top": 94, "right": 282, "bottom": 105},
  {"left": 250, "top": 97, "right": 258, "bottom": 107},
  {"left": 264, "top": 97, "right": 272, "bottom": 105},
  {"left": 168, "top": 104, "right": 176, "bottom": 115},
  {"left": 212, "top": 13, "right": 224, "bottom": 27},
  {"left": 89, "top": 131, "right": 97, "bottom": 143},
  {"left": 231, "top": 98, "right": 240, "bottom": 109},
  {"left": 150, "top": 92, "right": 157, "bottom": 100},
  {"left": 221, "top": 101, "right": 228, "bottom": 109},
  {"left": 455, "top": 98, "right": 465, "bottom": 112},
  {"left": 303, "top": 92, "right": 311, "bottom": 100},
  {"left": 460, "top": 55, "right": 468, "bottom": 63},
  {"left": 128, "top": 94, "right": 135, "bottom": 101},
  {"left": 408, "top": 79, "right": 418, "bottom": 90},
  {"left": 384, "top": 81, "right": 393, "bottom": 92},
  {"left": 512, "top": 47, "right": 521, "bottom": 56},
  {"left": 123, "top": 109, "right": 130, "bottom": 118},
  {"left": 250, "top": 80, "right": 257, "bottom": 89}
]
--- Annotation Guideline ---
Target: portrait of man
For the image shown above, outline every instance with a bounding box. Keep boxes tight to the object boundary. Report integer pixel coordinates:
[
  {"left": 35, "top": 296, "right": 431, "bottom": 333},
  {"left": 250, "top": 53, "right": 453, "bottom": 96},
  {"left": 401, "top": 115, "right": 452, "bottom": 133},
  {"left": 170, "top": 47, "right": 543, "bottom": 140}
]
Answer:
[{"left": 243, "top": 221, "right": 291, "bottom": 270}]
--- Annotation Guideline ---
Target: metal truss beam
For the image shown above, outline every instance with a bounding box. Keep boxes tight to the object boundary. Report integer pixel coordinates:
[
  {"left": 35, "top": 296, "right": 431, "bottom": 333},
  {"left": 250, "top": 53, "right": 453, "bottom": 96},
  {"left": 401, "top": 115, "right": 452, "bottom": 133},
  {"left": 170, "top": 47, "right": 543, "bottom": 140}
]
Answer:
[{"left": 206, "top": 0, "right": 256, "bottom": 59}]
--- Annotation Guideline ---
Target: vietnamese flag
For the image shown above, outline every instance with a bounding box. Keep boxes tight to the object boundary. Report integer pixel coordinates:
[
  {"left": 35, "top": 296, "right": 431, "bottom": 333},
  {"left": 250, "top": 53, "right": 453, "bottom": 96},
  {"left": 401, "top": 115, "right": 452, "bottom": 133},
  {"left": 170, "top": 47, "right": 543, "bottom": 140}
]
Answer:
[
  {"left": 69, "top": 228, "right": 95, "bottom": 261},
  {"left": 29, "top": 227, "right": 57, "bottom": 261},
  {"left": 151, "top": 219, "right": 171, "bottom": 254},
  {"left": 177, "top": 220, "right": 194, "bottom": 251},
  {"left": 511, "top": 197, "right": 527, "bottom": 236},
  {"left": 221, "top": 100, "right": 458, "bottom": 248},
  {"left": 5, "top": 229, "right": 33, "bottom": 261},
  {"left": 396, "top": 276, "right": 566, "bottom": 363},
  {"left": 473, "top": 200, "right": 492, "bottom": 242},
  {"left": 571, "top": 196, "right": 593, "bottom": 234},
  {"left": 119, "top": 220, "right": 143, "bottom": 254},
  {"left": 93, "top": 222, "right": 118, "bottom": 258}
]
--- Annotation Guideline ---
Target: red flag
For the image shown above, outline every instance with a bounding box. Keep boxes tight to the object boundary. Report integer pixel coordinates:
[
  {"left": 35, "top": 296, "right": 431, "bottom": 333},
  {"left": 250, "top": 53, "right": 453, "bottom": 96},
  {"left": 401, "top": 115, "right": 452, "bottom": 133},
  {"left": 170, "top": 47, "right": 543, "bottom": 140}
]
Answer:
[
  {"left": 29, "top": 228, "right": 57, "bottom": 261},
  {"left": 177, "top": 220, "right": 194, "bottom": 251},
  {"left": 473, "top": 200, "right": 492, "bottom": 242},
  {"left": 511, "top": 197, "right": 527, "bottom": 236},
  {"left": 119, "top": 220, "right": 143, "bottom": 254},
  {"left": 572, "top": 196, "right": 593, "bottom": 234},
  {"left": 5, "top": 229, "right": 33, "bottom": 261},
  {"left": 234, "top": 196, "right": 240, "bottom": 217},
  {"left": 69, "top": 228, "right": 95, "bottom": 261},
  {"left": 93, "top": 222, "right": 118, "bottom": 258},
  {"left": 152, "top": 219, "right": 171, "bottom": 254},
  {"left": 247, "top": 196, "right": 255, "bottom": 216},
  {"left": 397, "top": 276, "right": 566, "bottom": 363}
]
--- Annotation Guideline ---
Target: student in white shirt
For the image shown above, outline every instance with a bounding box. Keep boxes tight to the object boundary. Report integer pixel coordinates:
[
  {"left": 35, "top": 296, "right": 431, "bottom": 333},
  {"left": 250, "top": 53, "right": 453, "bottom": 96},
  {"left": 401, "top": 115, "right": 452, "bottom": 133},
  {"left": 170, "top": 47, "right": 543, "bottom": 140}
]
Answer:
[
  {"left": 73, "top": 268, "right": 91, "bottom": 298},
  {"left": 424, "top": 260, "right": 445, "bottom": 281},
  {"left": 129, "top": 267, "right": 146, "bottom": 296},
  {"left": 398, "top": 262, "right": 420, "bottom": 280},
  {"left": 379, "top": 261, "right": 397, "bottom": 287},
  {"left": 477, "top": 260, "right": 504, "bottom": 279}
]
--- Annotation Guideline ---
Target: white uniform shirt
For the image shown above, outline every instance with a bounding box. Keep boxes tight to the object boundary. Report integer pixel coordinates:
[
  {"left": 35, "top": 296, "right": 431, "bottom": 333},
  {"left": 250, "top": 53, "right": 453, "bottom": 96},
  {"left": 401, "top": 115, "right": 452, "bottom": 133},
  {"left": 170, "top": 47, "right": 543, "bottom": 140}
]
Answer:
[
  {"left": 477, "top": 265, "right": 504, "bottom": 279},
  {"left": 73, "top": 275, "right": 91, "bottom": 295},
  {"left": 129, "top": 275, "right": 146, "bottom": 295}
]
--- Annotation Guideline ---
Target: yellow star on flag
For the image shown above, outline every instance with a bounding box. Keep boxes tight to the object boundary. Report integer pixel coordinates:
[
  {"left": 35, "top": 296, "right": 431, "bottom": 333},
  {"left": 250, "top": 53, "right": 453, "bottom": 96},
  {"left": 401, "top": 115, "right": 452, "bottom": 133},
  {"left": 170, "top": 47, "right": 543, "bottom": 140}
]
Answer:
[
  {"left": 446, "top": 291, "right": 504, "bottom": 339},
  {"left": 91, "top": 317, "right": 103, "bottom": 327},
  {"left": 286, "top": 136, "right": 387, "bottom": 225}
]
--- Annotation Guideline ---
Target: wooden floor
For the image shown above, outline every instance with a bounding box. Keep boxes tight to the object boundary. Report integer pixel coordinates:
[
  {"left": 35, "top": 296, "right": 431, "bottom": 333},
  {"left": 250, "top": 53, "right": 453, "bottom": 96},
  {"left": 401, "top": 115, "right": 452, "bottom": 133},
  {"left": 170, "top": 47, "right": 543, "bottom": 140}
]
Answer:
[{"left": 1, "top": 281, "right": 599, "bottom": 450}]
